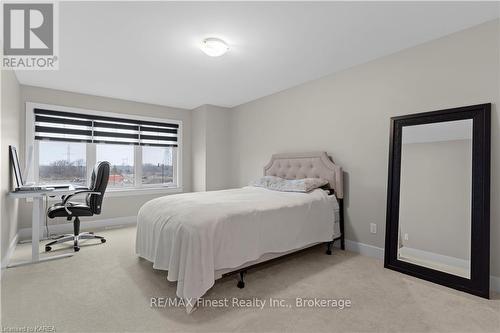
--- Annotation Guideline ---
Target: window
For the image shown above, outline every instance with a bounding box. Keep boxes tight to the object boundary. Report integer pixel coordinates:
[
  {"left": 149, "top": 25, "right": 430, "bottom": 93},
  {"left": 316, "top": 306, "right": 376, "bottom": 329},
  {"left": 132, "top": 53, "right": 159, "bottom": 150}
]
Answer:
[
  {"left": 142, "top": 146, "right": 174, "bottom": 185},
  {"left": 28, "top": 103, "right": 182, "bottom": 192},
  {"left": 38, "top": 141, "right": 87, "bottom": 186},
  {"left": 96, "top": 144, "right": 135, "bottom": 188}
]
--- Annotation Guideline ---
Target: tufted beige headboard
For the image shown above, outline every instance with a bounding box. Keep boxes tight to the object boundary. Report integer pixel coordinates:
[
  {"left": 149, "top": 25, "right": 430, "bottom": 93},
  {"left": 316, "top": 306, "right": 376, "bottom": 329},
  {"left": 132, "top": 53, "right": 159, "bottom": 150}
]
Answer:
[{"left": 263, "top": 152, "right": 344, "bottom": 199}]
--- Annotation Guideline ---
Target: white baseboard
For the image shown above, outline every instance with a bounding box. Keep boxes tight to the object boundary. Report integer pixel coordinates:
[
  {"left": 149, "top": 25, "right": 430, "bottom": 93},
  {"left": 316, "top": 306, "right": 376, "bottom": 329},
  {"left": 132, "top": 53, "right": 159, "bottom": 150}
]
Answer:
[
  {"left": 343, "top": 239, "right": 499, "bottom": 293},
  {"left": 18, "top": 215, "right": 137, "bottom": 242},
  {"left": 1, "top": 233, "right": 19, "bottom": 275},
  {"left": 345, "top": 239, "right": 384, "bottom": 259},
  {"left": 490, "top": 276, "right": 500, "bottom": 293}
]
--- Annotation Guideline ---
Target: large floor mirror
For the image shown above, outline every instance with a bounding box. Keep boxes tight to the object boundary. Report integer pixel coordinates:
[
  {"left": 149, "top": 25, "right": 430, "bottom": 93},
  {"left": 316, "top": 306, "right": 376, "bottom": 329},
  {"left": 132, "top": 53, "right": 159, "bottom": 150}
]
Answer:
[{"left": 384, "top": 104, "right": 490, "bottom": 298}]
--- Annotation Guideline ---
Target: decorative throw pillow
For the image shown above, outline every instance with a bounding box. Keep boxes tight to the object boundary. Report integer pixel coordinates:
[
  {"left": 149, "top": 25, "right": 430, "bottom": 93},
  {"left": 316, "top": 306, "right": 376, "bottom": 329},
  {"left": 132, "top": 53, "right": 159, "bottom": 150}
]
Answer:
[
  {"left": 250, "top": 176, "right": 328, "bottom": 193},
  {"left": 249, "top": 176, "right": 282, "bottom": 188}
]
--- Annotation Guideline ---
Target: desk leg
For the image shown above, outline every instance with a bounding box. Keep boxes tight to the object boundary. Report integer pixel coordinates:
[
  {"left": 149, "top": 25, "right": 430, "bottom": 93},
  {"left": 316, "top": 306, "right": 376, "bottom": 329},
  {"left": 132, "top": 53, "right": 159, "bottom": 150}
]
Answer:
[
  {"left": 7, "top": 196, "right": 73, "bottom": 268},
  {"left": 32, "top": 197, "right": 42, "bottom": 261}
]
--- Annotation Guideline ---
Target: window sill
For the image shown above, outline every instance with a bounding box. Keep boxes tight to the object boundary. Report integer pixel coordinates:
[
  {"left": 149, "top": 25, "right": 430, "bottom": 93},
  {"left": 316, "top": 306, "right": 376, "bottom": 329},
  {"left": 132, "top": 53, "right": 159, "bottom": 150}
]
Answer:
[
  {"left": 37, "top": 186, "right": 183, "bottom": 203},
  {"left": 105, "top": 186, "right": 183, "bottom": 197}
]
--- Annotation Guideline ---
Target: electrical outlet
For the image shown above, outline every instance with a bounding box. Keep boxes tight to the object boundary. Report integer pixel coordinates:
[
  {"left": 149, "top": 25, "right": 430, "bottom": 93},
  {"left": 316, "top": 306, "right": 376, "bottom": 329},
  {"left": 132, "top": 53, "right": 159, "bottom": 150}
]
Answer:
[{"left": 370, "top": 223, "right": 377, "bottom": 234}]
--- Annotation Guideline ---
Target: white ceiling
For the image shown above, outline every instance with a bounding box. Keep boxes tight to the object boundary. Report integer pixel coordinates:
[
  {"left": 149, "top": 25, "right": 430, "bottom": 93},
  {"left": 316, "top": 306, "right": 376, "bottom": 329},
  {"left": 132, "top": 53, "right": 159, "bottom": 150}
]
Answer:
[{"left": 15, "top": 2, "right": 500, "bottom": 110}]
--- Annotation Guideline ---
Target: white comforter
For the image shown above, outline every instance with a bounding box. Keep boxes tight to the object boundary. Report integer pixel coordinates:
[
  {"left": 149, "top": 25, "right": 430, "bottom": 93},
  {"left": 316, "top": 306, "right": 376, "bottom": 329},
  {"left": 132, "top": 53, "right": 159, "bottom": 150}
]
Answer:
[{"left": 136, "top": 186, "right": 338, "bottom": 310}]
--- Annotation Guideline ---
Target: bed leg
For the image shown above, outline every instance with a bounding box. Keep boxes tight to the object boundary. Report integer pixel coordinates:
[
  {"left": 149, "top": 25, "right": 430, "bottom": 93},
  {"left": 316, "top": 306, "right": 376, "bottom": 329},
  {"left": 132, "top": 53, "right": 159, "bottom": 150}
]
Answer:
[
  {"left": 326, "top": 241, "right": 333, "bottom": 255},
  {"left": 237, "top": 270, "right": 246, "bottom": 289},
  {"left": 338, "top": 198, "right": 345, "bottom": 251}
]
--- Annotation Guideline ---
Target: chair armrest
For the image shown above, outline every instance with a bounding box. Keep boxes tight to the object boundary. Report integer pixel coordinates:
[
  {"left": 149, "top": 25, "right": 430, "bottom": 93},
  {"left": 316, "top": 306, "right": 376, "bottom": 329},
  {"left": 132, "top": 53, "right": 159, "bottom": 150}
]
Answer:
[{"left": 62, "top": 190, "right": 101, "bottom": 215}]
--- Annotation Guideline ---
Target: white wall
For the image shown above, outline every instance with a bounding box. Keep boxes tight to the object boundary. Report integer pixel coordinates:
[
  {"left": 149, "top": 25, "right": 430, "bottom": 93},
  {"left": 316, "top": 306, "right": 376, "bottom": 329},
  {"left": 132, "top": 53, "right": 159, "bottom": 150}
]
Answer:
[
  {"left": 205, "top": 105, "right": 231, "bottom": 191},
  {"left": 17, "top": 85, "right": 192, "bottom": 230},
  {"left": 192, "top": 105, "right": 207, "bottom": 192},
  {"left": 1, "top": 70, "right": 21, "bottom": 264},
  {"left": 191, "top": 104, "right": 231, "bottom": 191},
  {"left": 229, "top": 20, "right": 500, "bottom": 276}
]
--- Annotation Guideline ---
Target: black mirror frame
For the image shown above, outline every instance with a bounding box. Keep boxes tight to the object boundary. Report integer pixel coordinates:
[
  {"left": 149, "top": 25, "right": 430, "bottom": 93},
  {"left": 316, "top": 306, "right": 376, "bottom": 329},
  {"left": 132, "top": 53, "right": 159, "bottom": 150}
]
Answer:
[{"left": 384, "top": 103, "right": 491, "bottom": 298}]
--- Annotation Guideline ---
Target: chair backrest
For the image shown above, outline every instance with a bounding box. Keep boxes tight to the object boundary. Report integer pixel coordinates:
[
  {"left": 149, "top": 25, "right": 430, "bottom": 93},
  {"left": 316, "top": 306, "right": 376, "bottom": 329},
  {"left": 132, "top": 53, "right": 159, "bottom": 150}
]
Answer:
[{"left": 86, "top": 161, "right": 110, "bottom": 214}]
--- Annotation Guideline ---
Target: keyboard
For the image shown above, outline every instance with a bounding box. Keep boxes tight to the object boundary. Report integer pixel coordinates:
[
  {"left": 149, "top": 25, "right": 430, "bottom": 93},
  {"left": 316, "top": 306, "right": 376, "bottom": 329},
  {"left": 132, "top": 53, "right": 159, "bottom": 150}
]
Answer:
[
  {"left": 36, "top": 183, "right": 71, "bottom": 189},
  {"left": 15, "top": 184, "right": 71, "bottom": 191},
  {"left": 15, "top": 186, "right": 49, "bottom": 192},
  {"left": 46, "top": 184, "right": 71, "bottom": 189}
]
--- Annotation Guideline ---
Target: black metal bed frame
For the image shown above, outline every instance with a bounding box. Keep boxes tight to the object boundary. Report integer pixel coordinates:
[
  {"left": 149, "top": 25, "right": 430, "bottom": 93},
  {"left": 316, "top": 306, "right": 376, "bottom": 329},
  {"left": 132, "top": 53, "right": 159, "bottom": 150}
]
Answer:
[{"left": 223, "top": 195, "right": 345, "bottom": 289}]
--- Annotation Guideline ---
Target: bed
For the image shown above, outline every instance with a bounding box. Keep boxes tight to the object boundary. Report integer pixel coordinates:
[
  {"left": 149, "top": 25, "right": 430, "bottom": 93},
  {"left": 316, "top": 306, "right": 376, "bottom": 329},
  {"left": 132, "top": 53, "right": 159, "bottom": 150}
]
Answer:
[{"left": 135, "top": 152, "right": 344, "bottom": 312}]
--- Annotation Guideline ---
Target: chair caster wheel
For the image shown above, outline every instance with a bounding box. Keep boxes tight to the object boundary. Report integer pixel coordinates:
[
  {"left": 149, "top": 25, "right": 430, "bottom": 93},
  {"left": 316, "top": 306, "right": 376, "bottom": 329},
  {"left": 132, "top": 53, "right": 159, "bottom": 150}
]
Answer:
[
  {"left": 101, "top": 239, "right": 106, "bottom": 243},
  {"left": 74, "top": 246, "right": 80, "bottom": 252},
  {"left": 326, "top": 250, "right": 332, "bottom": 255},
  {"left": 237, "top": 281, "right": 245, "bottom": 289},
  {"left": 45, "top": 246, "right": 52, "bottom": 252}
]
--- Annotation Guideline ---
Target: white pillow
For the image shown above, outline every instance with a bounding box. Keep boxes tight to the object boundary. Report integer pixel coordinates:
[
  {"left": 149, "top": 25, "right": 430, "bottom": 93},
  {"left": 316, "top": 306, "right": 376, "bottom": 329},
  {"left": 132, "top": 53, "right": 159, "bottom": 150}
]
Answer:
[{"left": 250, "top": 176, "right": 328, "bottom": 193}]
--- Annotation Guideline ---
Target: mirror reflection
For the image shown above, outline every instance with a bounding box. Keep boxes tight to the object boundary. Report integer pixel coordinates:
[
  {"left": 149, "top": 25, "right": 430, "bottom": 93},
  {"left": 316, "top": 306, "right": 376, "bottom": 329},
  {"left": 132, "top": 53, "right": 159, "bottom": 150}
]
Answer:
[{"left": 398, "top": 119, "right": 472, "bottom": 279}]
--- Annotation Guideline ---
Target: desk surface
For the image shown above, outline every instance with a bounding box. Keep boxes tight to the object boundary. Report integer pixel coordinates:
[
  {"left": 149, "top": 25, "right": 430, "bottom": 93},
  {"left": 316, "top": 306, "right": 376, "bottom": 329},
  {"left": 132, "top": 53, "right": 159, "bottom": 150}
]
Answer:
[{"left": 9, "top": 185, "right": 76, "bottom": 198}]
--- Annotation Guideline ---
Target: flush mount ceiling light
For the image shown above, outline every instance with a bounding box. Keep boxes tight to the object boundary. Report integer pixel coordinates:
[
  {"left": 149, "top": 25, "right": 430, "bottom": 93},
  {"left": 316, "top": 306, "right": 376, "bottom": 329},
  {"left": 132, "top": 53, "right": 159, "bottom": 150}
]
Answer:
[{"left": 200, "top": 38, "right": 229, "bottom": 57}]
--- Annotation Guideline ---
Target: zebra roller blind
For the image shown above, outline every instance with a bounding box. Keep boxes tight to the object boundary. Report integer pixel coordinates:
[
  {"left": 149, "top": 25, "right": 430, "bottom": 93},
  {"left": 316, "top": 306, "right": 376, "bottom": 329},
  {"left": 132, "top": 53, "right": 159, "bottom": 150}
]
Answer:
[{"left": 34, "top": 108, "right": 179, "bottom": 147}]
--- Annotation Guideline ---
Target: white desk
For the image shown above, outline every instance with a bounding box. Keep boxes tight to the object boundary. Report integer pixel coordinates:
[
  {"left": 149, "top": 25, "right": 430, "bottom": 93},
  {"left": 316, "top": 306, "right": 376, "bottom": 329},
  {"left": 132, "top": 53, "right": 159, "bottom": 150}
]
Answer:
[{"left": 8, "top": 186, "right": 77, "bottom": 267}]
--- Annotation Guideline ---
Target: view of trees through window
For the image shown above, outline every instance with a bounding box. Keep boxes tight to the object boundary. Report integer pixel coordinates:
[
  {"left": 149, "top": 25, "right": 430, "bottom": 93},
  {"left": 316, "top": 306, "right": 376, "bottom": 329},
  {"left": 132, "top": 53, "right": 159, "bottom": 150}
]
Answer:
[{"left": 38, "top": 142, "right": 87, "bottom": 186}]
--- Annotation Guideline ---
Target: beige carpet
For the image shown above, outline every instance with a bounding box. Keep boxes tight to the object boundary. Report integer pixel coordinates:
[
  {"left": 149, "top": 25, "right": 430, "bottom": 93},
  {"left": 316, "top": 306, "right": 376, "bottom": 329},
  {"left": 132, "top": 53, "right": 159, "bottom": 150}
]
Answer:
[{"left": 1, "top": 226, "right": 499, "bottom": 333}]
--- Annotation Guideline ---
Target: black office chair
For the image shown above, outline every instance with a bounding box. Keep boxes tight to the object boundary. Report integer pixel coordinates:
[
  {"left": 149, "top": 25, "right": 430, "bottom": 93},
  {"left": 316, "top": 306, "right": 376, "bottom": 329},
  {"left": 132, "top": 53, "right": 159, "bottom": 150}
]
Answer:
[{"left": 45, "top": 161, "right": 110, "bottom": 252}]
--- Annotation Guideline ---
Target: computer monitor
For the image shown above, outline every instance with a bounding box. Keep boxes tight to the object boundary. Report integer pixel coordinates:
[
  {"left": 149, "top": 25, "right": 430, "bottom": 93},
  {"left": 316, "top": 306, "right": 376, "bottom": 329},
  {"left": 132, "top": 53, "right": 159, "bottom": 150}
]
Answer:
[{"left": 9, "top": 145, "right": 24, "bottom": 188}]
